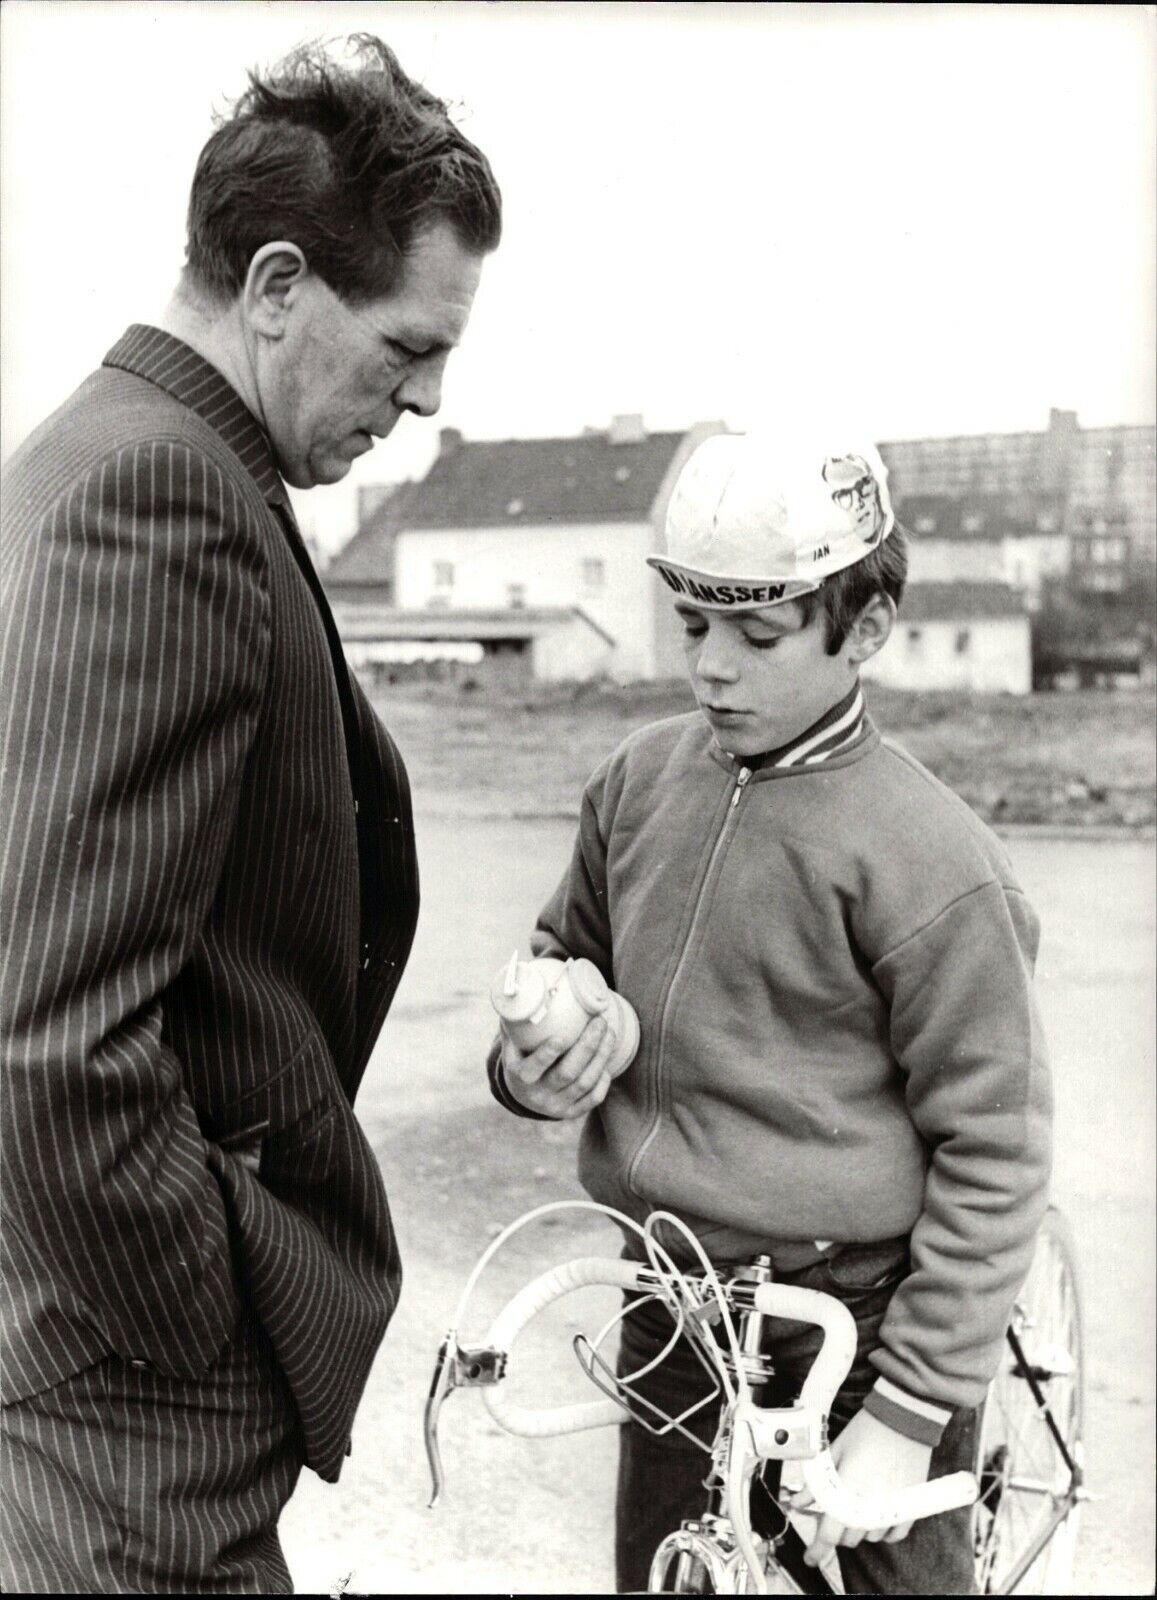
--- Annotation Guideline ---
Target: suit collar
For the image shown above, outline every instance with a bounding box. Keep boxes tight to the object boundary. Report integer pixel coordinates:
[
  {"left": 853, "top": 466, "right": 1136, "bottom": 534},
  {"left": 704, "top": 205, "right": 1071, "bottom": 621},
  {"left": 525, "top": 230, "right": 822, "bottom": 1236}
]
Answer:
[{"left": 103, "top": 324, "right": 288, "bottom": 505}]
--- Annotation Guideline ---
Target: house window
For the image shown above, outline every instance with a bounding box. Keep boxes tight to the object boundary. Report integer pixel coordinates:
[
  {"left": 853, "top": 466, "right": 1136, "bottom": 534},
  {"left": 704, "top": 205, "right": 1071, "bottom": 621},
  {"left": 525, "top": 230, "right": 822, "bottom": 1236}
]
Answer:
[
  {"left": 433, "top": 561, "right": 455, "bottom": 590},
  {"left": 914, "top": 515, "right": 936, "bottom": 533},
  {"left": 962, "top": 513, "right": 983, "bottom": 534},
  {"left": 581, "top": 557, "right": 606, "bottom": 592},
  {"left": 955, "top": 628, "right": 971, "bottom": 655},
  {"left": 507, "top": 583, "right": 527, "bottom": 609}
]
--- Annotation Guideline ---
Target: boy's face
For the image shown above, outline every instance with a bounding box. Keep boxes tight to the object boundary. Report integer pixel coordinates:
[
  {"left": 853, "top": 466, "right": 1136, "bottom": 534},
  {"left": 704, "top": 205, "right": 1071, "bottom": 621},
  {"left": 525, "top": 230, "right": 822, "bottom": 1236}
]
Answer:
[{"left": 676, "top": 599, "right": 855, "bottom": 757}]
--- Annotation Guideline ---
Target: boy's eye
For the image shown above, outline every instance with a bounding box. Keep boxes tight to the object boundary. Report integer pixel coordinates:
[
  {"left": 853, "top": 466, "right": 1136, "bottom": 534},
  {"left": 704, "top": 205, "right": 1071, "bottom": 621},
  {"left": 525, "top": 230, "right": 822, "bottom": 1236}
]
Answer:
[
  {"left": 681, "top": 622, "right": 707, "bottom": 641},
  {"left": 744, "top": 634, "right": 781, "bottom": 651}
]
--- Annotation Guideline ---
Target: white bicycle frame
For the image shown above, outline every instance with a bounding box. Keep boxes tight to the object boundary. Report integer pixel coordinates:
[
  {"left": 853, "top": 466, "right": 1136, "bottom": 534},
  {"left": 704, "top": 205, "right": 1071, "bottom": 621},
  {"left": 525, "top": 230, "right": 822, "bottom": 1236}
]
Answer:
[{"left": 425, "top": 1203, "right": 978, "bottom": 1595}]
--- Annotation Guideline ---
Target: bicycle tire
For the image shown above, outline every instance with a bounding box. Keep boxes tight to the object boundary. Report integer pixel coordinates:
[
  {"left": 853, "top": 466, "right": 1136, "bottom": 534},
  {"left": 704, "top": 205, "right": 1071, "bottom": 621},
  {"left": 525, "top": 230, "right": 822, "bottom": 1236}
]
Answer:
[{"left": 972, "top": 1206, "right": 1085, "bottom": 1595}]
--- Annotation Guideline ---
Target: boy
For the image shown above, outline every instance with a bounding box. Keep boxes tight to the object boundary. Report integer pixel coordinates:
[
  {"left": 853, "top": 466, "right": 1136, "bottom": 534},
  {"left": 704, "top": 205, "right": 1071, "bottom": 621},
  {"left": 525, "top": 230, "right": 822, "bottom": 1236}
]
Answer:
[{"left": 487, "top": 432, "right": 1052, "bottom": 1594}]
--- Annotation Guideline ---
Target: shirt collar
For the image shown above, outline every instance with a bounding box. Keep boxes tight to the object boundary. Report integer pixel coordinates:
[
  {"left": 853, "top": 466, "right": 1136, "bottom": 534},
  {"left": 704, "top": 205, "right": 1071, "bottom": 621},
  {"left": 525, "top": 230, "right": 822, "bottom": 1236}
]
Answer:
[
  {"left": 740, "top": 681, "right": 869, "bottom": 772},
  {"left": 102, "top": 324, "right": 288, "bottom": 506}
]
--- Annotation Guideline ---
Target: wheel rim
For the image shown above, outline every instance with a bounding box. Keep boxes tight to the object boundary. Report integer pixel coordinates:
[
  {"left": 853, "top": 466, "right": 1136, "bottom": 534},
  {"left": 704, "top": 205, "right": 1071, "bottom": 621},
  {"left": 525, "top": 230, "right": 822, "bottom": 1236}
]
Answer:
[{"left": 973, "top": 1212, "right": 1084, "bottom": 1594}]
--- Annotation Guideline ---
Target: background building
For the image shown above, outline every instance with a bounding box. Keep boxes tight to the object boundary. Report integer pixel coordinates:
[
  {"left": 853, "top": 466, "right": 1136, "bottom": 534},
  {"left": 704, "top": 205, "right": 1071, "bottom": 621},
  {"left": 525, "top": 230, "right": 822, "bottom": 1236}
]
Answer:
[
  {"left": 861, "top": 582, "right": 1032, "bottom": 695},
  {"left": 326, "top": 416, "right": 726, "bottom": 685},
  {"left": 882, "top": 408, "right": 1156, "bottom": 575},
  {"left": 326, "top": 410, "right": 1153, "bottom": 692}
]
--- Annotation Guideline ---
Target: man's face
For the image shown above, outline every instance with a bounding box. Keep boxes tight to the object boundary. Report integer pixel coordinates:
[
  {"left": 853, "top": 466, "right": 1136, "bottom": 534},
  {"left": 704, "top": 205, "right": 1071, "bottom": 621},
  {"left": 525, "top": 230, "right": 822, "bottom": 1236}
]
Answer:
[
  {"left": 676, "top": 599, "right": 854, "bottom": 757},
  {"left": 258, "top": 221, "right": 484, "bottom": 488},
  {"left": 823, "top": 455, "right": 886, "bottom": 545}
]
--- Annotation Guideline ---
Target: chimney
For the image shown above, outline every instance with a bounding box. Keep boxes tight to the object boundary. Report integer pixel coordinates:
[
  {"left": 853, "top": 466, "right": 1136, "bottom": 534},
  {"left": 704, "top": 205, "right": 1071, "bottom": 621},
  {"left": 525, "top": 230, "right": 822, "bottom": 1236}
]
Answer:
[
  {"left": 608, "top": 413, "right": 646, "bottom": 445},
  {"left": 1048, "top": 409, "right": 1078, "bottom": 434},
  {"left": 439, "top": 426, "right": 464, "bottom": 455}
]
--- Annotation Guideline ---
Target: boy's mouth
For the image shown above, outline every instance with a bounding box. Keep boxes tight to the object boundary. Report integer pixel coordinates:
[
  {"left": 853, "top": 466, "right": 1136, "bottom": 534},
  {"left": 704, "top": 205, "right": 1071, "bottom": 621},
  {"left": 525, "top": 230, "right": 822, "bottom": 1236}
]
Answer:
[{"left": 703, "top": 704, "right": 750, "bottom": 719}]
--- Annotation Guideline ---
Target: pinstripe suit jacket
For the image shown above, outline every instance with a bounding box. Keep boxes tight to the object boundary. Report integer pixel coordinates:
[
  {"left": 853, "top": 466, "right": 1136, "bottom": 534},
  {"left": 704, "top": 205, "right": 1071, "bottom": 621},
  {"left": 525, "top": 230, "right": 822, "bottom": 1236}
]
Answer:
[{"left": 0, "top": 326, "right": 419, "bottom": 1481}]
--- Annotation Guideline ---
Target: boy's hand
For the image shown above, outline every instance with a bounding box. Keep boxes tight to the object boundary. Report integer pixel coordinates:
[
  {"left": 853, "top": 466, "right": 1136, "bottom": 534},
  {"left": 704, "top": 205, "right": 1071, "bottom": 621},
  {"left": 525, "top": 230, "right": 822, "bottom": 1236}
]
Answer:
[
  {"left": 788, "top": 1406, "right": 933, "bottom": 1568},
  {"left": 500, "top": 1015, "right": 622, "bottom": 1120}
]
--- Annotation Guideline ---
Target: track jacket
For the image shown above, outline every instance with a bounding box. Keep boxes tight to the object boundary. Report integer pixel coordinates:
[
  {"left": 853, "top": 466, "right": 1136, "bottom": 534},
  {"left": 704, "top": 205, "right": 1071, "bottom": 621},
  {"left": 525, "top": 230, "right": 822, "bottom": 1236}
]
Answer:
[{"left": 490, "top": 692, "right": 1052, "bottom": 1441}]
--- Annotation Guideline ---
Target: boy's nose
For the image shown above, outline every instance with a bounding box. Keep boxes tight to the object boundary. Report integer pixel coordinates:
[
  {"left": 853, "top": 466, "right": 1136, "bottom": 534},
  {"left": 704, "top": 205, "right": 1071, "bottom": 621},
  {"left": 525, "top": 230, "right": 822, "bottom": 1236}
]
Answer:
[{"left": 696, "top": 635, "right": 741, "bottom": 684}]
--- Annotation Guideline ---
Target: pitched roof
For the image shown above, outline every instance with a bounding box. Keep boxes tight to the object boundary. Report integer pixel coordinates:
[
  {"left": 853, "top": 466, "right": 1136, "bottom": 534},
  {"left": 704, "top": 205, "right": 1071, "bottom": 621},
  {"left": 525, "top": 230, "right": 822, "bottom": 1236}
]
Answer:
[
  {"left": 385, "top": 429, "right": 691, "bottom": 529},
  {"left": 902, "top": 582, "right": 1027, "bottom": 621},
  {"left": 897, "top": 492, "right": 1065, "bottom": 540},
  {"left": 326, "top": 481, "right": 421, "bottom": 581}
]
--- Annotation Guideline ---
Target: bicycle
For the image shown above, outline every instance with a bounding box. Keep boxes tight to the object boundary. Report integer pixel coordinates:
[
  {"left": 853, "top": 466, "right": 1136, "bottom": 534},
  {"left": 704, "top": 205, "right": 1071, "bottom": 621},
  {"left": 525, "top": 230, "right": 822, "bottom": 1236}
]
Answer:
[{"left": 424, "top": 1201, "right": 1085, "bottom": 1594}]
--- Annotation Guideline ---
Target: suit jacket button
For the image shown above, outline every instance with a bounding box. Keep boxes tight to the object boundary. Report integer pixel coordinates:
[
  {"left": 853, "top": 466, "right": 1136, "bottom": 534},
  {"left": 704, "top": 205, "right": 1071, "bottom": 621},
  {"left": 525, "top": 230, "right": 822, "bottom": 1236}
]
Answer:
[{"left": 128, "top": 1358, "right": 151, "bottom": 1370}]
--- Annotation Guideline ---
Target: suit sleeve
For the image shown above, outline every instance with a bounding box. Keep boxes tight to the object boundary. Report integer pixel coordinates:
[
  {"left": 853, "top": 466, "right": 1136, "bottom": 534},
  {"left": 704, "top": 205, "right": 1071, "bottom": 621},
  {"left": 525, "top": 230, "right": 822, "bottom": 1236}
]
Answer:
[
  {"left": 864, "top": 882, "right": 1053, "bottom": 1419},
  {"left": 486, "top": 768, "right": 615, "bottom": 1117},
  {"left": 0, "top": 440, "right": 271, "bottom": 1377}
]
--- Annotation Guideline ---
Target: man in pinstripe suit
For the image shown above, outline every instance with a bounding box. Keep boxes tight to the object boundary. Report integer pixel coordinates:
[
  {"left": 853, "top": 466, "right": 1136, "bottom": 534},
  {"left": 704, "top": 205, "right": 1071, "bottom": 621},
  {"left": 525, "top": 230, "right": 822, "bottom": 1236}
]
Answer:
[{"left": 0, "top": 37, "right": 500, "bottom": 1593}]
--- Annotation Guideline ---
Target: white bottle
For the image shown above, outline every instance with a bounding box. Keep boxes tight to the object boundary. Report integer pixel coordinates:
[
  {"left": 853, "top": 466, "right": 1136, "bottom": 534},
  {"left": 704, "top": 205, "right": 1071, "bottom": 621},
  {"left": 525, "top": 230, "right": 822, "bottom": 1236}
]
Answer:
[{"left": 490, "top": 951, "right": 640, "bottom": 1078}]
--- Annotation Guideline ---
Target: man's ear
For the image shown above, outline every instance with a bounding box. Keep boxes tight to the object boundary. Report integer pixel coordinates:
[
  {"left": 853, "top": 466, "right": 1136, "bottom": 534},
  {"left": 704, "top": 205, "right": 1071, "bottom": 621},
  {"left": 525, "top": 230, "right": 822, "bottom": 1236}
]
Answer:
[
  {"left": 242, "top": 242, "right": 308, "bottom": 339},
  {"left": 846, "top": 592, "right": 896, "bottom": 665}
]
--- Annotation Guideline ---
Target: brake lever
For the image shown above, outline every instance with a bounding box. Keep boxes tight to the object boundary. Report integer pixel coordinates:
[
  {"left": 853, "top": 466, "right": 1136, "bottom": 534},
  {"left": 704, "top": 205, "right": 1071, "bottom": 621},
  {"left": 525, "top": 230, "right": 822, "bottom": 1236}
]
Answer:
[{"left": 424, "top": 1335, "right": 506, "bottom": 1508}]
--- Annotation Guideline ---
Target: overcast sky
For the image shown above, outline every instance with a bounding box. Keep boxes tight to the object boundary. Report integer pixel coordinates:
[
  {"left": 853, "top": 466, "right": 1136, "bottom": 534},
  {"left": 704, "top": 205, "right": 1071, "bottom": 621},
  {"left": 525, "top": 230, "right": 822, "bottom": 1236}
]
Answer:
[{"left": 2, "top": 1, "right": 1154, "bottom": 549}]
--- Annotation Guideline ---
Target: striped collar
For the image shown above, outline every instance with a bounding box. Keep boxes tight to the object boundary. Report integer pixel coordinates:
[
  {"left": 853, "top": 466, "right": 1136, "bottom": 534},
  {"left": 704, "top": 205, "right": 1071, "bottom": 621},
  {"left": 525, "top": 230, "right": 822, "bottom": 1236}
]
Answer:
[
  {"left": 744, "top": 682, "right": 869, "bottom": 771},
  {"left": 103, "top": 324, "right": 288, "bottom": 506}
]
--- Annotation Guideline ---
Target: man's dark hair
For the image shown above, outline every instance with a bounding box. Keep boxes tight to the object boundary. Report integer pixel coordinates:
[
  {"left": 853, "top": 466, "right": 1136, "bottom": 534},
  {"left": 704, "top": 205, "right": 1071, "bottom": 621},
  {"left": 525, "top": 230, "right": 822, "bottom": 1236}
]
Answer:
[
  {"left": 185, "top": 34, "right": 502, "bottom": 304},
  {"left": 797, "top": 524, "right": 909, "bottom": 655}
]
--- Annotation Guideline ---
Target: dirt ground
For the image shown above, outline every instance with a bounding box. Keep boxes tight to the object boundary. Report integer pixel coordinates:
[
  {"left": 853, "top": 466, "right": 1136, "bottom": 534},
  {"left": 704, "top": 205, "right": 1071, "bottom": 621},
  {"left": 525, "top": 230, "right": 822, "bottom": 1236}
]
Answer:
[
  {"left": 373, "top": 680, "right": 1156, "bottom": 829},
  {"left": 279, "top": 808, "right": 1155, "bottom": 1596}
]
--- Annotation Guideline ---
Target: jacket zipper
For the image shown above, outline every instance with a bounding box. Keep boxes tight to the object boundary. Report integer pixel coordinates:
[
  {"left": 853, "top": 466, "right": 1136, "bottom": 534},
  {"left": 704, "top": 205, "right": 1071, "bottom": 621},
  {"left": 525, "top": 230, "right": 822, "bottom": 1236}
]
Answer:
[{"left": 626, "top": 763, "right": 753, "bottom": 1195}]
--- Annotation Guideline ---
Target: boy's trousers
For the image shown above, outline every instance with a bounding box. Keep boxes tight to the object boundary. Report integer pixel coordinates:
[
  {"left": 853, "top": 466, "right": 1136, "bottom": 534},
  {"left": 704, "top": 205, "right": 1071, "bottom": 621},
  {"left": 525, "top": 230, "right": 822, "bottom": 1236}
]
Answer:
[
  {"left": 615, "top": 1236, "right": 980, "bottom": 1595},
  {"left": 0, "top": 1310, "right": 304, "bottom": 1593}
]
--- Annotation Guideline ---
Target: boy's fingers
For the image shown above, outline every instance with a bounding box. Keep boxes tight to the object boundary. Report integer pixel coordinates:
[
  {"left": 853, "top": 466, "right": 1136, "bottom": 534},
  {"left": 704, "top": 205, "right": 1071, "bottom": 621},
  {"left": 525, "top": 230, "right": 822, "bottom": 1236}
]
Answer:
[
  {"left": 883, "top": 1520, "right": 913, "bottom": 1544},
  {"left": 803, "top": 1515, "right": 843, "bottom": 1567},
  {"left": 540, "top": 1017, "right": 609, "bottom": 1088},
  {"left": 552, "top": 1043, "right": 611, "bottom": 1102},
  {"left": 504, "top": 1033, "right": 566, "bottom": 1087},
  {"left": 562, "top": 1069, "right": 613, "bottom": 1119}
]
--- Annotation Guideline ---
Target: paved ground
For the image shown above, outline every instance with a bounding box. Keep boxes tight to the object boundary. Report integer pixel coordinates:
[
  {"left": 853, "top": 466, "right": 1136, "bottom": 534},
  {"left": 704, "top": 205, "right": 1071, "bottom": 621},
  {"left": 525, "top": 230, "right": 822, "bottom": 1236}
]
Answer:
[{"left": 280, "top": 823, "right": 1155, "bottom": 1595}]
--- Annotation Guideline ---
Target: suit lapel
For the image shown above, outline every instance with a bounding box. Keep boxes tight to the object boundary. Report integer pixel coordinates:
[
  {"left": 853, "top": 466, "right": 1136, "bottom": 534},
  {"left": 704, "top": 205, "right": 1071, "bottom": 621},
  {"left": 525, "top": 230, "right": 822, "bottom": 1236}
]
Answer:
[{"left": 102, "top": 326, "right": 416, "bottom": 1076}]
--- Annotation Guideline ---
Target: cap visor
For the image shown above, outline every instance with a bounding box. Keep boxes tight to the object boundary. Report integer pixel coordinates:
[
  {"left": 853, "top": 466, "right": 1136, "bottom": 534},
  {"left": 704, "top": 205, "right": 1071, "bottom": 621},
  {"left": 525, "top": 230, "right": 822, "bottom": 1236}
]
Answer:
[{"left": 646, "top": 555, "right": 817, "bottom": 609}]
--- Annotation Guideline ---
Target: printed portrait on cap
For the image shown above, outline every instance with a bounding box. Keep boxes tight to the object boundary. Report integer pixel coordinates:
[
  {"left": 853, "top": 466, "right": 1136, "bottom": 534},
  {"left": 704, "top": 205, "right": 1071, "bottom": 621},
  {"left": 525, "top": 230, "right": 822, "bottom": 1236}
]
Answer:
[{"left": 822, "top": 455, "right": 888, "bottom": 547}]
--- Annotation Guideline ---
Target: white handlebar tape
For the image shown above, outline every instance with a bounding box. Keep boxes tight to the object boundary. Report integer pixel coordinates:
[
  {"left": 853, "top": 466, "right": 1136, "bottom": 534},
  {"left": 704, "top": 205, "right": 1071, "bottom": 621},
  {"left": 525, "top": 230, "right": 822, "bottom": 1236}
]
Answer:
[
  {"left": 481, "top": 1259, "right": 979, "bottom": 1522},
  {"left": 751, "top": 1281, "right": 859, "bottom": 1413},
  {"left": 801, "top": 1451, "right": 979, "bottom": 1526},
  {"left": 482, "top": 1257, "right": 651, "bottom": 1437}
]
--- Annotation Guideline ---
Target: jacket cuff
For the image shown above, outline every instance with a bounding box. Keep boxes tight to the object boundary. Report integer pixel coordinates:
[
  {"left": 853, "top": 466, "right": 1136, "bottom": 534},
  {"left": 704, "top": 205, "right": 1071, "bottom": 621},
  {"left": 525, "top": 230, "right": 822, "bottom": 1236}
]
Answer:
[
  {"left": 486, "top": 1035, "right": 557, "bottom": 1122},
  {"left": 862, "top": 1377, "right": 953, "bottom": 1446}
]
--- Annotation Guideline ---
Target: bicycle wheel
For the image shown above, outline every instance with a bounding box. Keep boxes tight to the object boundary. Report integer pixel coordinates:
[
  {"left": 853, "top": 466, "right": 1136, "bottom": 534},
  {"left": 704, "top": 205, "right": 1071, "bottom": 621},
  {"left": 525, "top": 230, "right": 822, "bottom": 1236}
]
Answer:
[{"left": 972, "top": 1206, "right": 1085, "bottom": 1594}]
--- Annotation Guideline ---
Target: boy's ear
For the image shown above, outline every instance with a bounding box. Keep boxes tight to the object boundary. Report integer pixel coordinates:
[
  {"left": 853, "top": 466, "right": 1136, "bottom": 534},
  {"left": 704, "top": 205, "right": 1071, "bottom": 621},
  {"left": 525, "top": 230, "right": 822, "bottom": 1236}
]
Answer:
[{"left": 846, "top": 593, "right": 896, "bottom": 665}]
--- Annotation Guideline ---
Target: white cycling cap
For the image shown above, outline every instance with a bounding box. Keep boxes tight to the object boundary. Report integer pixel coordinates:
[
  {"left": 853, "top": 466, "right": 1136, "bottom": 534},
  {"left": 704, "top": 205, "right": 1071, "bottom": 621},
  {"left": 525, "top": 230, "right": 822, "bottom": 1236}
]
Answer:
[{"left": 648, "top": 432, "right": 896, "bottom": 610}]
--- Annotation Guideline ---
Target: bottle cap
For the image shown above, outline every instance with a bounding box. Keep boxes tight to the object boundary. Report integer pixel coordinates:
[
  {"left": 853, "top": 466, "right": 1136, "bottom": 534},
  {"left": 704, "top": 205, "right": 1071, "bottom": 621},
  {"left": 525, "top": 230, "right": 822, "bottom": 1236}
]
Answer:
[
  {"left": 490, "top": 952, "right": 550, "bottom": 1025},
  {"left": 567, "top": 958, "right": 610, "bottom": 1015}
]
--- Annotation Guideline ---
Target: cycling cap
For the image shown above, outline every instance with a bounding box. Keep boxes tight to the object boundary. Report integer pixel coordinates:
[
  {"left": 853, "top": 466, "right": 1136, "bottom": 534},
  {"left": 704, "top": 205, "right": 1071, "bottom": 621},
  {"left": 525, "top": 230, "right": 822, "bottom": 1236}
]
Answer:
[{"left": 648, "top": 432, "right": 896, "bottom": 610}]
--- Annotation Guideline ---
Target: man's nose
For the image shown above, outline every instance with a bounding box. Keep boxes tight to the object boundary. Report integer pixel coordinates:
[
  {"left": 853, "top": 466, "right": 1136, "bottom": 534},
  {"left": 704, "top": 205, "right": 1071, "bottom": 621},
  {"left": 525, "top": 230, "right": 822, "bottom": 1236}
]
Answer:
[{"left": 394, "top": 353, "right": 447, "bottom": 419}]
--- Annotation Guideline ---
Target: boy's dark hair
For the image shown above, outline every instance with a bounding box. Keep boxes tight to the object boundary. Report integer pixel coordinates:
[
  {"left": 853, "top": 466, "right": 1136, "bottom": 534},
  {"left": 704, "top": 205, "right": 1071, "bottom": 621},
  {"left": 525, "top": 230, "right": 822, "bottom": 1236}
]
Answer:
[
  {"left": 797, "top": 524, "right": 909, "bottom": 655},
  {"left": 185, "top": 34, "right": 502, "bottom": 305}
]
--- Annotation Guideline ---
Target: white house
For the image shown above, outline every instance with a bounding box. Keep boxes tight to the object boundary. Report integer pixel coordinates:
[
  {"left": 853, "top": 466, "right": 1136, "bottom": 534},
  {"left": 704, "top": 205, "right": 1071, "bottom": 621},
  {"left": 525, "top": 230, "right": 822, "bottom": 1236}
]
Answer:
[
  {"left": 325, "top": 416, "right": 727, "bottom": 683},
  {"left": 864, "top": 582, "right": 1032, "bottom": 694},
  {"left": 898, "top": 494, "right": 1069, "bottom": 610}
]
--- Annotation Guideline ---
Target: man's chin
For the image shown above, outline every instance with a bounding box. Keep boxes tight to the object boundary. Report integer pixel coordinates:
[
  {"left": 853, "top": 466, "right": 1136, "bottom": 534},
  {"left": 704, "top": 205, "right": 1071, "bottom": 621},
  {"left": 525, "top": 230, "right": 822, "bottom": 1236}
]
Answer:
[{"left": 283, "top": 456, "right": 355, "bottom": 490}]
